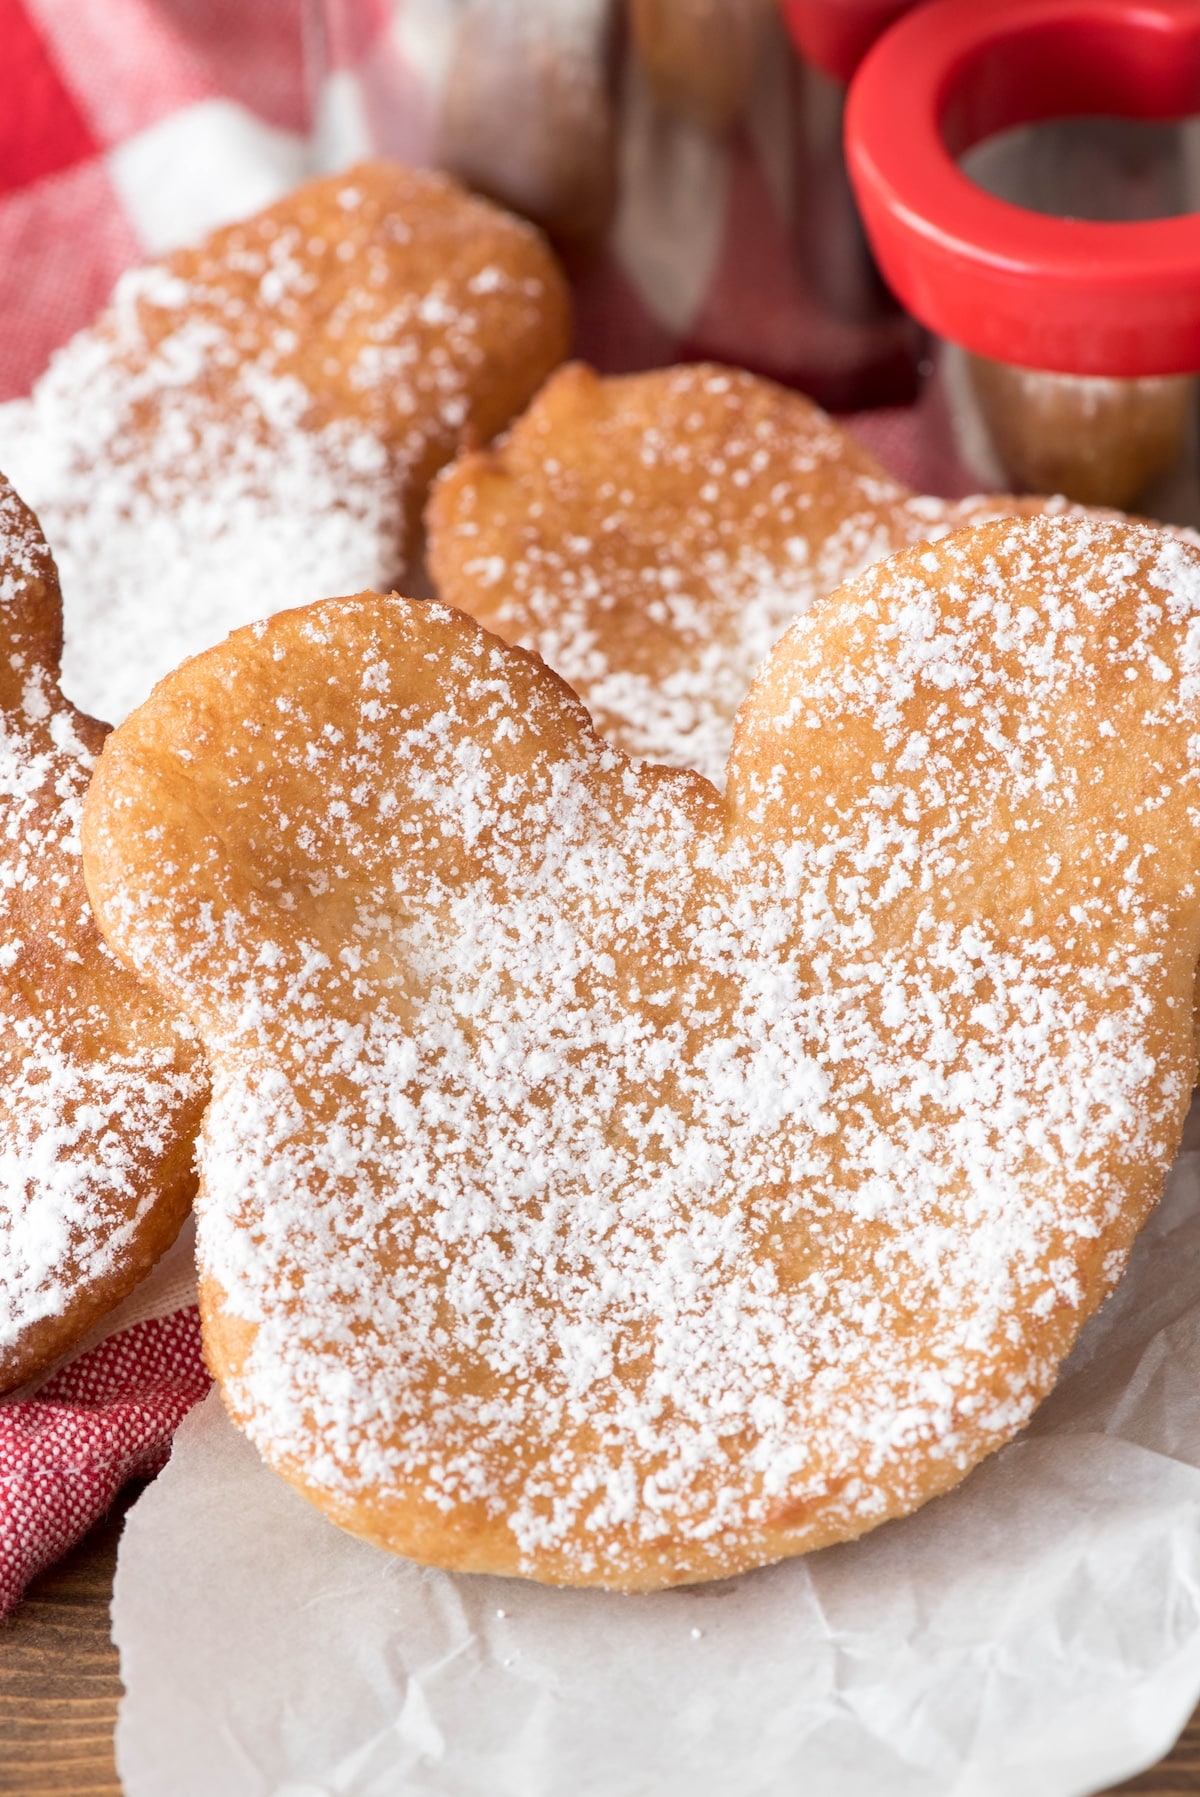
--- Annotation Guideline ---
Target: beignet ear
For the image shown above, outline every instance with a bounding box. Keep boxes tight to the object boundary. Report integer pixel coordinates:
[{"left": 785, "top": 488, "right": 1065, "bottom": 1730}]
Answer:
[{"left": 0, "top": 159, "right": 570, "bottom": 725}]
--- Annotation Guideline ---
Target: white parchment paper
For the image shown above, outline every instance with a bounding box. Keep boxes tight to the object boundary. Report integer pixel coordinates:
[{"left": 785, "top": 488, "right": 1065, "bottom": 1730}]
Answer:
[{"left": 112, "top": 1100, "right": 1200, "bottom": 1797}]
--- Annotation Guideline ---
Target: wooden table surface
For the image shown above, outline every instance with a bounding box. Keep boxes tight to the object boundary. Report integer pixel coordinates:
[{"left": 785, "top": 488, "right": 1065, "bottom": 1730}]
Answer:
[{"left": 3, "top": 1492, "right": 1200, "bottom": 1796}]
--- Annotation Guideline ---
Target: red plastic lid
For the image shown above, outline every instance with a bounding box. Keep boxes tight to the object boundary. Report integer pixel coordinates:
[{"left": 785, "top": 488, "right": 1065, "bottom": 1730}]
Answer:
[
  {"left": 779, "top": 0, "right": 919, "bottom": 83},
  {"left": 845, "top": 0, "right": 1200, "bottom": 375}
]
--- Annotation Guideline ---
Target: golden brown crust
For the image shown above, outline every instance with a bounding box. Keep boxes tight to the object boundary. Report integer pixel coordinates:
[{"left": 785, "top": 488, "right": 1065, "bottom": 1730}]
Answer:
[
  {"left": 83, "top": 517, "right": 1200, "bottom": 1586},
  {"left": 426, "top": 362, "right": 1099, "bottom": 786},
  {"left": 98, "top": 159, "right": 572, "bottom": 544},
  {"left": 429, "top": 361, "right": 907, "bottom": 681},
  {"left": 0, "top": 159, "right": 571, "bottom": 726},
  {"left": 0, "top": 476, "right": 207, "bottom": 1394}
]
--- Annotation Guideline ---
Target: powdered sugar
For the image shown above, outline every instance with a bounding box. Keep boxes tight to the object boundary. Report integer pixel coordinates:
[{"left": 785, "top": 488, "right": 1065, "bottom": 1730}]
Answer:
[
  {"left": 430, "top": 365, "right": 1126, "bottom": 789},
  {"left": 0, "top": 333, "right": 401, "bottom": 726},
  {"left": 521, "top": 541, "right": 824, "bottom": 781},
  {"left": 0, "top": 481, "right": 204, "bottom": 1377},
  {"left": 0, "top": 163, "right": 566, "bottom": 725},
  {"left": 88, "top": 516, "right": 1200, "bottom": 1584},
  {"left": 0, "top": 1033, "right": 196, "bottom": 1351}
]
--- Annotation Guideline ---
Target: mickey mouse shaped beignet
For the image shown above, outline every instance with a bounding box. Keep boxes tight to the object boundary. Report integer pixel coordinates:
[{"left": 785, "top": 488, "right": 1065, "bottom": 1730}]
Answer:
[
  {"left": 0, "top": 476, "right": 205, "bottom": 1393},
  {"left": 83, "top": 517, "right": 1200, "bottom": 1588}
]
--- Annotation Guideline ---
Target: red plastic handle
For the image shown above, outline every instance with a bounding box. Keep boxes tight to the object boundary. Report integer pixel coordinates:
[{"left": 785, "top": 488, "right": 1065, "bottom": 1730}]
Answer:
[
  {"left": 779, "top": 0, "right": 919, "bottom": 82},
  {"left": 845, "top": 0, "right": 1200, "bottom": 374}
]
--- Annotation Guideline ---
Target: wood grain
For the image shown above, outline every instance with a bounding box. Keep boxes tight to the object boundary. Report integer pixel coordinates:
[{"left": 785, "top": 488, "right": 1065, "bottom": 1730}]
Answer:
[
  {"left": 1114, "top": 1729, "right": 1200, "bottom": 1794},
  {"left": 0, "top": 1490, "right": 1198, "bottom": 1795},
  {"left": 0, "top": 1488, "right": 143, "bottom": 1797}
]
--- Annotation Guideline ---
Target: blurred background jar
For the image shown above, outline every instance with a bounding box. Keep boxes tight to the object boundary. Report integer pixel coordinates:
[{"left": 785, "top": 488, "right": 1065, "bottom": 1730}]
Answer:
[
  {"left": 846, "top": 0, "right": 1200, "bottom": 516},
  {"left": 310, "top": 0, "right": 1200, "bottom": 519},
  {"left": 311, "top": 0, "right": 925, "bottom": 410}
]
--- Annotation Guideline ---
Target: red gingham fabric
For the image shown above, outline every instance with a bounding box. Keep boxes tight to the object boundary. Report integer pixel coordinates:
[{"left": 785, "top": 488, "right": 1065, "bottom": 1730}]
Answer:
[
  {"left": 0, "top": 0, "right": 311, "bottom": 399},
  {"left": 0, "top": 0, "right": 935, "bottom": 410},
  {"left": 0, "top": 0, "right": 312, "bottom": 1613},
  {"left": 0, "top": 1309, "right": 209, "bottom": 1615},
  {"left": 0, "top": 0, "right": 975, "bottom": 1617}
]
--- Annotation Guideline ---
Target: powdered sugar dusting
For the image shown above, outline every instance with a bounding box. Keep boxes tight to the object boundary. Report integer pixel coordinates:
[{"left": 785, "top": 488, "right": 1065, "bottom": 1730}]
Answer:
[
  {"left": 0, "top": 352, "right": 399, "bottom": 728},
  {"left": 0, "top": 480, "right": 204, "bottom": 1378},
  {"left": 0, "top": 162, "right": 566, "bottom": 725},
  {"left": 0, "top": 1032, "right": 196, "bottom": 1351},
  {"left": 430, "top": 366, "right": 1145, "bottom": 789}
]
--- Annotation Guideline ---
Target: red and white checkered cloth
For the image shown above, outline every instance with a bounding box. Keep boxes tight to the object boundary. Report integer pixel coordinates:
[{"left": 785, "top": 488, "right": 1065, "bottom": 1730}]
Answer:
[
  {"left": 0, "top": 0, "right": 319, "bottom": 402},
  {"left": 0, "top": 0, "right": 344, "bottom": 1617},
  {"left": 0, "top": 0, "right": 962, "bottom": 421},
  {"left": 0, "top": 0, "right": 978, "bottom": 1619}
]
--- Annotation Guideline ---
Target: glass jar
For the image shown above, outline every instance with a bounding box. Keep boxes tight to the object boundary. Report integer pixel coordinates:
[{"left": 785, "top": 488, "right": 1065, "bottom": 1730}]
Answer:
[
  {"left": 846, "top": 0, "right": 1200, "bottom": 516},
  {"left": 312, "top": 0, "right": 924, "bottom": 409}
]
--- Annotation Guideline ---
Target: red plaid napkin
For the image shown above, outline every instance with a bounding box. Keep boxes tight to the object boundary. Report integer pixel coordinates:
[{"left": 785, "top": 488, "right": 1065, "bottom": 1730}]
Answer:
[
  {"left": 0, "top": 0, "right": 321, "bottom": 401},
  {"left": 0, "top": 0, "right": 979, "bottom": 1618},
  {"left": 0, "top": 1310, "right": 209, "bottom": 1614},
  {"left": 0, "top": 0, "right": 319, "bottom": 1614}
]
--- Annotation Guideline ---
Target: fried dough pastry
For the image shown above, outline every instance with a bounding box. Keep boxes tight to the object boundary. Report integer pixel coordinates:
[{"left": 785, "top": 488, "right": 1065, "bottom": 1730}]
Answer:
[
  {"left": 427, "top": 361, "right": 1088, "bottom": 785},
  {"left": 84, "top": 517, "right": 1200, "bottom": 1588},
  {"left": 0, "top": 476, "right": 205, "bottom": 1394},
  {"left": 0, "top": 160, "right": 569, "bottom": 725}
]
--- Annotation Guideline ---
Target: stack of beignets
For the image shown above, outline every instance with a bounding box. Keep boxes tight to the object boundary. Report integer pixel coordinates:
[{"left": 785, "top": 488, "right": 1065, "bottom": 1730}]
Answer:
[
  {"left": 428, "top": 362, "right": 1093, "bottom": 785},
  {"left": 0, "top": 476, "right": 204, "bottom": 1394},
  {"left": 82, "top": 516, "right": 1200, "bottom": 1589},
  {"left": 0, "top": 160, "right": 569, "bottom": 724}
]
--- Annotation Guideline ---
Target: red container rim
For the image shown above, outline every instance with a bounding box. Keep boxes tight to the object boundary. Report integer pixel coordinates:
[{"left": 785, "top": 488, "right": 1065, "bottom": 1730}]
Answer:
[
  {"left": 779, "top": 0, "right": 919, "bottom": 83},
  {"left": 845, "top": 0, "right": 1200, "bottom": 375}
]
